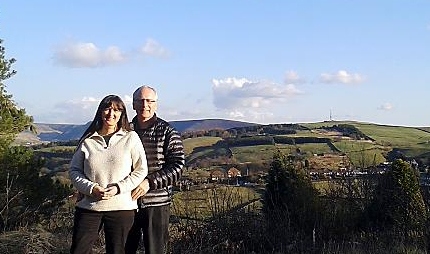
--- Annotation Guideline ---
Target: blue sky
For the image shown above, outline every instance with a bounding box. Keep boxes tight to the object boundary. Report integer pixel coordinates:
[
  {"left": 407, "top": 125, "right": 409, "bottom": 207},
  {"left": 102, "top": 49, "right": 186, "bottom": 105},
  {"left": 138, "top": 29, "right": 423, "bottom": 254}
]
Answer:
[{"left": 1, "top": 1, "right": 430, "bottom": 126}]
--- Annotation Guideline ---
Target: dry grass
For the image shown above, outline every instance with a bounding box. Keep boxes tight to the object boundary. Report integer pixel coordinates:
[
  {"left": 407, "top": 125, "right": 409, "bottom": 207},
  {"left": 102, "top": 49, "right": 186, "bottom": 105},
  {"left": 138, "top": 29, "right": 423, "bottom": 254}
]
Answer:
[
  {"left": 171, "top": 185, "right": 261, "bottom": 221},
  {"left": 0, "top": 226, "right": 68, "bottom": 253},
  {"left": 1, "top": 182, "right": 428, "bottom": 254}
]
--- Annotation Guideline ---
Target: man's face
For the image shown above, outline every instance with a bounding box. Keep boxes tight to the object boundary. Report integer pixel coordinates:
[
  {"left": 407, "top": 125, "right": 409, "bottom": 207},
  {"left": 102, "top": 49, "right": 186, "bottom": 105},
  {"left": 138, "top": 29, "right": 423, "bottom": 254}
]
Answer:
[{"left": 133, "top": 88, "right": 158, "bottom": 121}]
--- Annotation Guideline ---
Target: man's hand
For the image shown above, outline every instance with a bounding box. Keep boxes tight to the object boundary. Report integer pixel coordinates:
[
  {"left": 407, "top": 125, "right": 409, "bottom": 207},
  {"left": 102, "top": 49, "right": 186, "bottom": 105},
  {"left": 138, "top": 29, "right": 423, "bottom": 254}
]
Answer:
[{"left": 131, "top": 179, "right": 150, "bottom": 200}]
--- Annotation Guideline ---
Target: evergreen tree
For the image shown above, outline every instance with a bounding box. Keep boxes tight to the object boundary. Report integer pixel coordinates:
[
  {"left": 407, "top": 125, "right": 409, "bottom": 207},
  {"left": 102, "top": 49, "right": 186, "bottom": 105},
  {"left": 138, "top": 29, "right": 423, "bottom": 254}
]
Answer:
[
  {"left": 263, "top": 150, "right": 320, "bottom": 234},
  {"left": 0, "top": 39, "right": 71, "bottom": 231},
  {"left": 0, "top": 146, "right": 71, "bottom": 231},
  {"left": 0, "top": 39, "right": 33, "bottom": 154},
  {"left": 366, "top": 159, "right": 427, "bottom": 236}
]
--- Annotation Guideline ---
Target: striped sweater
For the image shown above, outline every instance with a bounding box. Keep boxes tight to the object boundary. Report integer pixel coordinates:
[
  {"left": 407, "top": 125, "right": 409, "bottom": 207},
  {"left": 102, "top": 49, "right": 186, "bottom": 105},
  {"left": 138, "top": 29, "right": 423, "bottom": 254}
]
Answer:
[{"left": 131, "top": 115, "right": 185, "bottom": 208}]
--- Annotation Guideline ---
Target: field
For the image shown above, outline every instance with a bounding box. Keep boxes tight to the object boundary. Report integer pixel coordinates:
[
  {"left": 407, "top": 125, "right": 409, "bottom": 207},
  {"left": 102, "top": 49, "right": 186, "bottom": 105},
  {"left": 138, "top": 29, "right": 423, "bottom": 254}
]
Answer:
[
  {"left": 177, "top": 121, "right": 430, "bottom": 180},
  {"left": 171, "top": 185, "right": 261, "bottom": 221},
  {"left": 230, "top": 143, "right": 335, "bottom": 164},
  {"left": 183, "top": 136, "right": 222, "bottom": 155},
  {"left": 303, "top": 121, "right": 430, "bottom": 152}
]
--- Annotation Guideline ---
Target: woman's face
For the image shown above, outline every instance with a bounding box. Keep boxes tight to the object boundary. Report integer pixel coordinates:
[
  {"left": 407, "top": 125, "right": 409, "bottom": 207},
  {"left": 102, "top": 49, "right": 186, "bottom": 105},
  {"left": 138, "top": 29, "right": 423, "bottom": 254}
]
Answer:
[{"left": 101, "top": 105, "right": 123, "bottom": 129}]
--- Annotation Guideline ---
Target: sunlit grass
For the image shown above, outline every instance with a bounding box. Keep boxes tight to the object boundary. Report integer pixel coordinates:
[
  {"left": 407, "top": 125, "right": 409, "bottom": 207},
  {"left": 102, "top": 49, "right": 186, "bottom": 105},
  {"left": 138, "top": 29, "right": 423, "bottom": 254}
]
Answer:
[
  {"left": 230, "top": 145, "right": 278, "bottom": 163},
  {"left": 354, "top": 123, "right": 430, "bottom": 147},
  {"left": 36, "top": 146, "right": 75, "bottom": 153},
  {"left": 301, "top": 121, "right": 430, "bottom": 160},
  {"left": 183, "top": 136, "right": 222, "bottom": 155},
  {"left": 333, "top": 140, "right": 387, "bottom": 166}
]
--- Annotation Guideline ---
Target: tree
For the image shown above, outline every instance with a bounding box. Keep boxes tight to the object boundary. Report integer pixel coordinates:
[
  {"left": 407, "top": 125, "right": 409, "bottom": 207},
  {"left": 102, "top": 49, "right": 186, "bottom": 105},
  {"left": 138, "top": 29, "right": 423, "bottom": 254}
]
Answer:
[
  {"left": 262, "top": 150, "right": 320, "bottom": 235},
  {"left": 0, "top": 39, "right": 71, "bottom": 231},
  {"left": 365, "top": 159, "right": 427, "bottom": 237},
  {"left": 0, "top": 146, "right": 71, "bottom": 231},
  {"left": 0, "top": 39, "right": 33, "bottom": 154}
]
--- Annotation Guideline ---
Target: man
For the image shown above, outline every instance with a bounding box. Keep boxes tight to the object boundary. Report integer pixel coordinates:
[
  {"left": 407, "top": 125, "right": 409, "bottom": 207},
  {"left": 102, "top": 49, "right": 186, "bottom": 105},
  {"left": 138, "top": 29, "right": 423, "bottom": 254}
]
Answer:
[{"left": 125, "top": 85, "right": 185, "bottom": 254}]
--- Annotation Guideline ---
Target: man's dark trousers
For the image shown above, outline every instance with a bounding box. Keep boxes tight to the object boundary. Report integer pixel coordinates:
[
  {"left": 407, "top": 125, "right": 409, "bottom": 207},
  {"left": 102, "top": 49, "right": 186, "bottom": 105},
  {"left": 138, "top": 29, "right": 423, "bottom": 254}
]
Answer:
[{"left": 125, "top": 205, "right": 170, "bottom": 254}]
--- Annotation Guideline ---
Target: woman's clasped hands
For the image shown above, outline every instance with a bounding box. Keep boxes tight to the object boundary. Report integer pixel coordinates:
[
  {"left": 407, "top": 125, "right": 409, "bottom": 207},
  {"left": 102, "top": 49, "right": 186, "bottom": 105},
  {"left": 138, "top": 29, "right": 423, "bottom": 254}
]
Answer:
[{"left": 92, "top": 184, "right": 119, "bottom": 200}]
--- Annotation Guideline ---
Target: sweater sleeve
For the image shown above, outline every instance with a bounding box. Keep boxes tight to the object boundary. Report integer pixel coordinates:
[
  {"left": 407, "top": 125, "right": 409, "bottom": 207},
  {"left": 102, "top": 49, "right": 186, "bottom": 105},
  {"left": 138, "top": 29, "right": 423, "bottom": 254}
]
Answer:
[
  {"left": 146, "top": 126, "right": 185, "bottom": 189},
  {"left": 69, "top": 142, "right": 98, "bottom": 195},
  {"left": 116, "top": 132, "right": 148, "bottom": 192}
]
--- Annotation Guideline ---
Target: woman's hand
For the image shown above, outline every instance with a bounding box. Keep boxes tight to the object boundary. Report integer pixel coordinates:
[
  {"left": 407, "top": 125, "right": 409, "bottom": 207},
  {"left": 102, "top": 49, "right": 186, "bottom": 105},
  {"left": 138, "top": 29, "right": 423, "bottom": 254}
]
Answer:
[
  {"left": 92, "top": 184, "right": 118, "bottom": 200},
  {"left": 92, "top": 185, "right": 106, "bottom": 200},
  {"left": 103, "top": 185, "right": 119, "bottom": 199}
]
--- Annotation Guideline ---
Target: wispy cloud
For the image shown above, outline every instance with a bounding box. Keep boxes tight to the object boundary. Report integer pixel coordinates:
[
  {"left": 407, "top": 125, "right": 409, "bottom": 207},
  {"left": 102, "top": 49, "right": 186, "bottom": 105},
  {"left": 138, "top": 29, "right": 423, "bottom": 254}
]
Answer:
[
  {"left": 284, "top": 70, "right": 305, "bottom": 84},
  {"left": 320, "top": 70, "right": 365, "bottom": 85},
  {"left": 47, "top": 95, "right": 134, "bottom": 124},
  {"left": 378, "top": 102, "right": 393, "bottom": 111},
  {"left": 52, "top": 37, "right": 170, "bottom": 68},
  {"left": 140, "top": 38, "right": 170, "bottom": 58},
  {"left": 53, "top": 41, "right": 127, "bottom": 68},
  {"left": 50, "top": 97, "right": 99, "bottom": 123}
]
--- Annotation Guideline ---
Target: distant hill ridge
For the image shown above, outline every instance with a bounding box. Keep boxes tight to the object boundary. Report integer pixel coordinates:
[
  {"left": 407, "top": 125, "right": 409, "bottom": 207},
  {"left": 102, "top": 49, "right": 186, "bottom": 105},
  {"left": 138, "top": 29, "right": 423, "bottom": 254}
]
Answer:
[
  {"left": 170, "top": 119, "right": 256, "bottom": 133},
  {"left": 17, "top": 119, "right": 257, "bottom": 143}
]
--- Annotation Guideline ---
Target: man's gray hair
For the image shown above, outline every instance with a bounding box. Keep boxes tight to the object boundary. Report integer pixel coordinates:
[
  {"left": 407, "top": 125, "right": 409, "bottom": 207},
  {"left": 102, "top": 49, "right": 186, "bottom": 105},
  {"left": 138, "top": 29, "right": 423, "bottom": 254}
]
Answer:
[{"left": 133, "top": 85, "right": 158, "bottom": 101}]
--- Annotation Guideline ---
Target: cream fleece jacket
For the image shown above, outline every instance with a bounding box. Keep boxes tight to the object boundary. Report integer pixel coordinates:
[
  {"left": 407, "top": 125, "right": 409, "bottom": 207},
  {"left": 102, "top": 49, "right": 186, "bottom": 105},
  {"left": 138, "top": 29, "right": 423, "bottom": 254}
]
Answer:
[{"left": 69, "top": 129, "right": 148, "bottom": 211}]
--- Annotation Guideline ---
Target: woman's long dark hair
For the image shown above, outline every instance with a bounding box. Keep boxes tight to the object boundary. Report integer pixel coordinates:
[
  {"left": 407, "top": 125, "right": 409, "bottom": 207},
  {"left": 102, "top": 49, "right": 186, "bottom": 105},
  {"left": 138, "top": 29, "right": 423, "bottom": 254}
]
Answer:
[{"left": 77, "top": 95, "right": 131, "bottom": 147}]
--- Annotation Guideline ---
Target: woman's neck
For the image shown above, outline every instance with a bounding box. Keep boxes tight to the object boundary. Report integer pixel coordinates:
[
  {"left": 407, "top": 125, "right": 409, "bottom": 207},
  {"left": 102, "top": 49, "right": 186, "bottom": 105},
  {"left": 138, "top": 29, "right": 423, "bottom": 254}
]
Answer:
[{"left": 99, "top": 126, "right": 117, "bottom": 136}]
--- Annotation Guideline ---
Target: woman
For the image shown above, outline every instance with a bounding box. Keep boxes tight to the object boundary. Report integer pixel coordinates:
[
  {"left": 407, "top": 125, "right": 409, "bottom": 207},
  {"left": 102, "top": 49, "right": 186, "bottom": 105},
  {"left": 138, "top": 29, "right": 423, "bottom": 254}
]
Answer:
[{"left": 69, "top": 95, "right": 148, "bottom": 254}]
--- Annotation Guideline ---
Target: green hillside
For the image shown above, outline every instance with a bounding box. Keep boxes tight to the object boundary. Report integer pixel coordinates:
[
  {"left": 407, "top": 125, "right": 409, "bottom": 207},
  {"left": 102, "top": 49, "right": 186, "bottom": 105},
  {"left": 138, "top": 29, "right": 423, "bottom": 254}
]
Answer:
[
  {"left": 183, "top": 136, "right": 222, "bottom": 156},
  {"left": 303, "top": 121, "right": 430, "bottom": 157},
  {"left": 32, "top": 121, "right": 430, "bottom": 181},
  {"left": 184, "top": 121, "right": 430, "bottom": 171}
]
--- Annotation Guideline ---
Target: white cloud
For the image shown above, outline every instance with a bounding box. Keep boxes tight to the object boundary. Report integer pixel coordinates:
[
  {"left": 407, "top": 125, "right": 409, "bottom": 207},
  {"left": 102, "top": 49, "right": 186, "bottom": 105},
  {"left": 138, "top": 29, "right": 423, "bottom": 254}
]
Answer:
[
  {"left": 44, "top": 95, "right": 135, "bottom": 124},
  {"left": 212, "top": 77, "right": 302, "bottom": 108},
  {"left": 123, "top": 95, "right": 133, "bottom": 104},
  {"left": 158, "top": 106, "right": 206, "bottom": 121},
  {"left": 104, "top": 46, "right": 127, "bottom": 63},
  {"left": 53, "top": 42, "right": 127, "bottom": 68},
  {"left": 284, "top": 70, "right": 304, "bottom": 84},
  {"left": 211, "top": 77, "right": 302, "bottom": 123},
  {"left": 228, "top": 110, "right": 245, "bottom": 118},
  {"left": 140, "top": 38, "right": 170, "bottom": 58},
  {"left": 52, "top": 37, "right": 170, "bottom": 68},
  {"left": 320, "top": 70, "right": 365, "bottom": 84},
  {"left": 47, "top": 97, "right": 99, "bottom": 123},
  {"left": 378, "top": 102, "right": 393, "bottom": 111}
]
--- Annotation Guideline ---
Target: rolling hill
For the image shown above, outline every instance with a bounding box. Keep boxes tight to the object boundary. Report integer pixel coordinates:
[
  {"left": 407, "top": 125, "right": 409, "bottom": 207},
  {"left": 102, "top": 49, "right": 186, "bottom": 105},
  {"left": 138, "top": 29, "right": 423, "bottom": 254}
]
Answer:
[
  {"left": 15, "top": 119, "right": 430, "bottom": 183},
  {"left": 182, "top": 120, "right": 430, "bottom": 170},
  {"left": 14, "top": 118, "right": 257, "bottom": 144},
  {"left": 15, "top": 119, "right": 430, "bottom": 169}
]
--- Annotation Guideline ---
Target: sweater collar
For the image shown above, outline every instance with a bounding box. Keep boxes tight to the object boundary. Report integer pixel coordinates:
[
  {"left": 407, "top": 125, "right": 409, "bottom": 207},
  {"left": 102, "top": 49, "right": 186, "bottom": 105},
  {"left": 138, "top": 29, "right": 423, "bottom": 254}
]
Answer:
[
  {"left": 132, "top": 114, "right": 157, "bottom": 130},
  {"left": 90, "top": 128, "right": 127, "bottom": 138}
]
